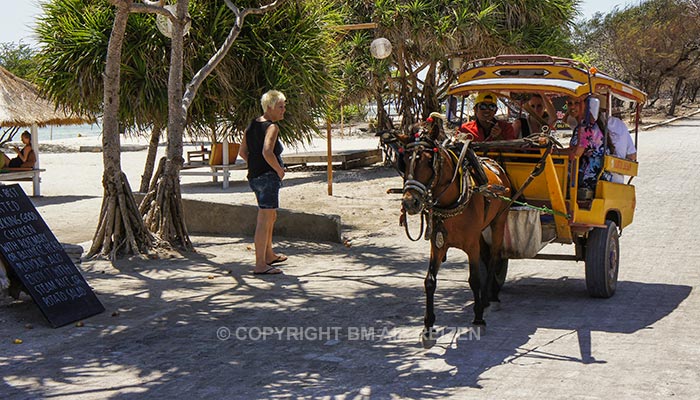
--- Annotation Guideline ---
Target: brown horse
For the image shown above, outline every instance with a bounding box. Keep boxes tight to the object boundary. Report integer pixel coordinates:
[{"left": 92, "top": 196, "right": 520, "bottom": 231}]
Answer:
[{"left": 393, "top": 116, "right": 512, "bottom": 347}]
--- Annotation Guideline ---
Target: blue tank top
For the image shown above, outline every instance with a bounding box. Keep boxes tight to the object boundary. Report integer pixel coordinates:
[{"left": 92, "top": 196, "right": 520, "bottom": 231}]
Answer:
[{"left": 245, "top": 119, "right": 284, "bottom": 179}]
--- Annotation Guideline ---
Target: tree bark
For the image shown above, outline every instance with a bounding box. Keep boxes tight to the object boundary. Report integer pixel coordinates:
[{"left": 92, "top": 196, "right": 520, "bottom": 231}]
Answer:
[
  {"left": 88, "top": 1, "right": 154, "bottom": 259},
  {"left": 141, "top": 0, "right": 192, "bottom": 250},
  {"left": 421, "top": 61, "right": 439, "bottom": 120},
  {"left": 139, "top": 122, "right": 163, "bottom": 193},
  {"left": 668, "top": 76, "right": 685, "bottom": 116}
]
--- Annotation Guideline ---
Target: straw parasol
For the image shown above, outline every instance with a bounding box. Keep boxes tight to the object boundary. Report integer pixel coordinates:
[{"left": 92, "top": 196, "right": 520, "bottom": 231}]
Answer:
[
  {"left": 0, "top": 65, "right": 94, "bottom": 196},
  {"left": 0, "top": 65, "right": 93, "bottom": 128}
]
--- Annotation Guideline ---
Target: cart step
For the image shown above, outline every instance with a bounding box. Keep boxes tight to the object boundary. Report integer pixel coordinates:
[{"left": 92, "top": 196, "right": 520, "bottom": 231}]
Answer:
[{"left": 533, "top": 254, "right": 580, "bottom": 261}]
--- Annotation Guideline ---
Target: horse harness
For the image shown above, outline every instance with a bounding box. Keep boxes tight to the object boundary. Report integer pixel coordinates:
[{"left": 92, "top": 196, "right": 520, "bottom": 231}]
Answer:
[
  {"left": 402, "top": 135, "right": 489, "bottom": 241},
  {"left": 400, "top": 131, "right": 566, "bottom": 242}
]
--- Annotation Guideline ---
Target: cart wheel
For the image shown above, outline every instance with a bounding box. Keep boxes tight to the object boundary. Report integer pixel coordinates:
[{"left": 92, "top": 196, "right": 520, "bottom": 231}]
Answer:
[{"left": 585, "top": 220, "right": 619, "bottom": 298}]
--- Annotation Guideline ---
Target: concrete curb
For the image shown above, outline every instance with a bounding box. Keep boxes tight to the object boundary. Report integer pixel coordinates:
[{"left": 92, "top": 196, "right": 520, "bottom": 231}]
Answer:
[
  {"left": 641, "top": 108, "right": 700, "bottom": 130},
  {"left": 181, "top": 198, "right": 342, "bottom": 243},
  {"left": 134, "top": 194, "right": 342, "bottom": 243}
]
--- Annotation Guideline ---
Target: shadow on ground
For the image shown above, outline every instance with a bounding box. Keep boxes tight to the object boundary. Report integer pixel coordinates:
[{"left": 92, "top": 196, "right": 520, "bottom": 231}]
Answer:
[{"left": 0, "top": 234, "right": 691, "bottom": 399}]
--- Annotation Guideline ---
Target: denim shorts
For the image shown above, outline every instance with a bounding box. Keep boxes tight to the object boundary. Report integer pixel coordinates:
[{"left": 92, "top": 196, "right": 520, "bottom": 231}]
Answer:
[{"left": 248, "top": 171, "right": 281, "bottom": 209}]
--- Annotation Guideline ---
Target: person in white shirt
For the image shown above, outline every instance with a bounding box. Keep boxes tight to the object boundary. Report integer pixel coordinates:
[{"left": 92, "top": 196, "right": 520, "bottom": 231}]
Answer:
[{"left": 606, "top": 110, "right": 637, "bottom": 183}]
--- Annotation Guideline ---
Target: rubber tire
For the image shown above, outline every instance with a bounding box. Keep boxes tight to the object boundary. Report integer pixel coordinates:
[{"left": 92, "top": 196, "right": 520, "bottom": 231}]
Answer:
[{"left": 585, "top": 220, "right": 619, "bottom": 298}]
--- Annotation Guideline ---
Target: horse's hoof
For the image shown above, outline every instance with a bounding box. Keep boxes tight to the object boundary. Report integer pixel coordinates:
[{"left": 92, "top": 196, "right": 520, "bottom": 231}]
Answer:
[
  {"left": 420, "top": 327, "right": 438, "bottom": 349},
  {"left": 490, "top": 301, "right": 502, "bottom": 311}
]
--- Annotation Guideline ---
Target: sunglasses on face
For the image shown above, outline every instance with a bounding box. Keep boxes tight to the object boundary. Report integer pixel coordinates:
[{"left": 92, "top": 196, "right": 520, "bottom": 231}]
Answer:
[{"left": 477, "top": 103, "right": 498, "bottom": 111}]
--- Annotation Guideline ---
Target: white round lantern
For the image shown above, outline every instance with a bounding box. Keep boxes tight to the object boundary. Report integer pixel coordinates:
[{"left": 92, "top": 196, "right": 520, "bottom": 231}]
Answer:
[
  {"left": 370, "top": 38, "right": 392, "bottom": 60},
  {"left": 156, "top": 4, "right": 191, "bottom": 39}
]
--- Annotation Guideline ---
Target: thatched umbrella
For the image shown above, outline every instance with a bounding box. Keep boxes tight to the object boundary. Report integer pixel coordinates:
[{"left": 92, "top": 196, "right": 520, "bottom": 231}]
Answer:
[
  {"left": 0, "top": 65, "right": 94, "bottom": 196},
  {"left": 0, "top": 65, "right": 93, "bottom": 128}
]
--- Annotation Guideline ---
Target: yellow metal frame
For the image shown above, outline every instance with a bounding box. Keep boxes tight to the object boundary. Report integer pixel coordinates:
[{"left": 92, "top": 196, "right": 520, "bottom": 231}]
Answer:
[
  {"left": 448, "top": 55, "right": 647, "bottom": 103},
  {"left": 452, "top": 55, "right": 646, "bottom": 242}
]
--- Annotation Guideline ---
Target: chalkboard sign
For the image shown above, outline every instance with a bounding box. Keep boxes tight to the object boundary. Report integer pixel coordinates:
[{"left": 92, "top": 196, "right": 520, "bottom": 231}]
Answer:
[{"left": 0, "top": 184, "right": 104, "bottom": 327}]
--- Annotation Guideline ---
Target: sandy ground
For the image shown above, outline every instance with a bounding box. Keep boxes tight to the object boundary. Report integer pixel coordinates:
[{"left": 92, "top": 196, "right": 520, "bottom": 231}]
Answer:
[{"left": 2, "top": 114, "right": 700, "bottom": 399}]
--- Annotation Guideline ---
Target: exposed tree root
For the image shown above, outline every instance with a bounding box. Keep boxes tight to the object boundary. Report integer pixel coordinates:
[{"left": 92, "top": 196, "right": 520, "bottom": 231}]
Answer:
[
  {"left": 87, "top": 171, "right": 156, "bottom": 260},
  {"left": 140, "top": 156, "right": 193, "bottom": 251}
]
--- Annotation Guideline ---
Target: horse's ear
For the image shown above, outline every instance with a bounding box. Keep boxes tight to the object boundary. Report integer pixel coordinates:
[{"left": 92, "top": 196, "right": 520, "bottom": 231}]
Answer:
[
  {"left": 428, "top": 121, "right": 441, "bottom": 141},
  {"left": 427, "top": 112, "right": 447, "bottom": 141},
  {"left": 395, "top": 132, "right": 411, "bottom": 145}
]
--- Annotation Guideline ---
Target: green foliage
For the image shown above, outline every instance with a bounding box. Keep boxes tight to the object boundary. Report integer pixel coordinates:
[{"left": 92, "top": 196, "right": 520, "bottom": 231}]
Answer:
[
  {"left": 576, "top": 0, "right": 700, "bottom": 102},
  {"left": 0, "top": 41, "right": 37, "bottom": 79},
  {"left": 338, "top": 0, "right": 579, "bottom": 130},
  {"left": 34, "top": 0, "right": 345, "bottom": 144}
]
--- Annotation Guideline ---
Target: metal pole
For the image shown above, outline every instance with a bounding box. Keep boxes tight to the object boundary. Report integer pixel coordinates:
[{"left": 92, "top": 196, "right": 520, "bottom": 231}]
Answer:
[{"left": 327, "top": 117, "right": 333, "bottom": 196}]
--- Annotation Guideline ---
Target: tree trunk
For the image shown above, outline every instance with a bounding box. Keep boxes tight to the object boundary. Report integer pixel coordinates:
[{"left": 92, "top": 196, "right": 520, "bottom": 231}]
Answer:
[
  {"left": 88, "top": 2, "right": 154, "bottom": 259},
  {"left": 139, "top": 122, "right": 163, "bottom": 193},
  {"left": 374, "top": 90, "right": 393, "bottom": 131},
  {"left": 421, "top": 61, "right": 439, "bottom": 120},
  {"left": 140, "top": 0, "right": 287, "bottom": 250},
  {"left": 690, "top": 86, "right": 699, "bottom": 103},
  {"left": 141, "top": 0, "right": 192, "bottom": 250},
  {"left": 668, "top": 76, "right": 685, "bottom": 116}
]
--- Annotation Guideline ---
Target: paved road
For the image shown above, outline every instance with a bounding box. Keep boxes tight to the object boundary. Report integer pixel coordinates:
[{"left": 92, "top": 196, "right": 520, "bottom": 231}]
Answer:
[{"left": 2, "top": 116, "right": 699, "bottom": 399}]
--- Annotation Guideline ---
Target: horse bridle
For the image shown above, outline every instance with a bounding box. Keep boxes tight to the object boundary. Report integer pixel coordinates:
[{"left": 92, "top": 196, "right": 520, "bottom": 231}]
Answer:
[{"left": 402, "top": 136, "right": 444, "bottom": 210}]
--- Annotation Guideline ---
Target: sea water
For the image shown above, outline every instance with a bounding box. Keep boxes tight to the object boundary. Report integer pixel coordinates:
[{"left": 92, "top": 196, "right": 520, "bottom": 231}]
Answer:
[{"left": 35, "top": 123, "right": 102, "bottom": 142}]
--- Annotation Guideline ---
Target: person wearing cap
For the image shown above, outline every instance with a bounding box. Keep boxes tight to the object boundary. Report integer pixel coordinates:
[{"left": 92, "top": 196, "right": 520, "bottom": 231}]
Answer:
[
  {"left": 458, "top": 92, "right": 516, "bottom": 141},
  {"left": 456, "top": 92, "right": 515, "bottom": 189}
]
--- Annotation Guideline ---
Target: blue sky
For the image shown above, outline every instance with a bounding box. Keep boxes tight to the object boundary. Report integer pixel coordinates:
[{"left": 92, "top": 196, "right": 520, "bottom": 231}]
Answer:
[{"left": 1, "top": 1, "right": 636, "bottom": 46}]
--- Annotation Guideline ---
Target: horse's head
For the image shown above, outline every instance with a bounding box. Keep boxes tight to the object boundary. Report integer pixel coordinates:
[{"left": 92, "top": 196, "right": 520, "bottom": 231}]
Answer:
[{"left": 399, "top": 114, "right": 447, "bottom": 215}]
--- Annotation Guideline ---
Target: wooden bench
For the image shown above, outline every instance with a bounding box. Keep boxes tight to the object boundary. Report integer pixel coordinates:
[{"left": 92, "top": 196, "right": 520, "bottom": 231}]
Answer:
[
  {"left": 180, "top": 161, "right": 247, "bottom": 189},
  {"left": 187, "top": 146, "right": 211, "bottom": 164},
  {"left": 282, "top": 148, "right": 383, "bottom": 169},
  {"left": 0, "top": 168, "right": 45, "bottom": 196}
]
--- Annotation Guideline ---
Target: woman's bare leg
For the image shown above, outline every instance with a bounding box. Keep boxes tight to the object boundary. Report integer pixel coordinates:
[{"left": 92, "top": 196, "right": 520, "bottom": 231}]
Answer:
[{"left": 254, "top": 209, "right": 279, "bottom": 272}]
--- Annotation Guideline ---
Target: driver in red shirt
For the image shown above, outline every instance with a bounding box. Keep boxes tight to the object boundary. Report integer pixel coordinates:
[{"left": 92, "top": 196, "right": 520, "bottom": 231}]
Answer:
[{"left": 459, "top": 92, "right": 516, "bottom": 141}]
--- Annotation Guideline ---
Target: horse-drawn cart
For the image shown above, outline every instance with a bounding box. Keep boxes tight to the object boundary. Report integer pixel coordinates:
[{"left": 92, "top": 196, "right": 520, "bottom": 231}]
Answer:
[
  {"left": 446, "top": 54, "right": 646, "bottom": 298},
  {"left": 381, "top": 55, "right": 646, "bottom": 342}
]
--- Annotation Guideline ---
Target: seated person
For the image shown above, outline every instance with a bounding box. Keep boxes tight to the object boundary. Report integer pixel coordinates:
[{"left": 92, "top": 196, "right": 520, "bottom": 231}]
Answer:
[
  {"left": 563, "top": 97, "right": 582, "bottom": 129},
  {"left": 512, "top": 93, "right": 557, "bottom": 137},
  {"left": 606, "top": 106, "right": 637, "bottom": 183},
  {"left": 457, "top": 92, "right": 515, "bottom": 188},
  {"left": 567, "top": 96, "right": 611, "bottom": 191},
  {"left": 1, "top": 130, "right": 36, "bottom": 169},
  {"left": 459, "top": 92, "right": 517, "bottom": 142}
]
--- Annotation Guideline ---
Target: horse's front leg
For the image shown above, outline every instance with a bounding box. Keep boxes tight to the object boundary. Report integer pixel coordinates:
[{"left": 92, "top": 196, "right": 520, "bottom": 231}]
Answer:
[
  {"left": 468, "top": 245, "right": 487, "bottom": 327},
  {"left": 422, "top": 242, "right": 446, "bottom": 348}
]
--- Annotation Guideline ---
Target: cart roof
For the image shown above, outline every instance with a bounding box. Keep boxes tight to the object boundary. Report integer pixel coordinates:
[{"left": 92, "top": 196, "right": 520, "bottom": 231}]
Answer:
[{"left": 447, "top": 54, "right": 647, "bottom": 104}]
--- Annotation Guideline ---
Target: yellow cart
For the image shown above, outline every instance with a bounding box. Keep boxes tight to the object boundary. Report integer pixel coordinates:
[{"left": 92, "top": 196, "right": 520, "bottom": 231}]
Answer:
[{"left": 446, "top": 54, "right": 647, "bottom": 298}]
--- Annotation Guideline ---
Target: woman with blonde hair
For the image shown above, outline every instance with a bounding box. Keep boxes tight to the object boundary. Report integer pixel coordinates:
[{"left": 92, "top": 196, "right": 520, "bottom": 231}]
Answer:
[{"left": 239, "top": 90, "right": 288, "bottom": 275}]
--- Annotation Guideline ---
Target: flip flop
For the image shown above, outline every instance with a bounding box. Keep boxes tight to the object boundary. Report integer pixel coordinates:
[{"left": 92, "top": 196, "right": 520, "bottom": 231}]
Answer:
[
  {"left": 253, "top": 266, "right": 283, "bottom": 275},
  {"left": 269, "top": 255, "right": 288, "bottom": 265}
]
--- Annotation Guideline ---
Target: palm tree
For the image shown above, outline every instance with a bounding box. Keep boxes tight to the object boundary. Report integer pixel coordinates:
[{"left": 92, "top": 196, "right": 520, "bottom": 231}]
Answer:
[{"left": 34, "top": 0, "right": 345, "bottom": 255}]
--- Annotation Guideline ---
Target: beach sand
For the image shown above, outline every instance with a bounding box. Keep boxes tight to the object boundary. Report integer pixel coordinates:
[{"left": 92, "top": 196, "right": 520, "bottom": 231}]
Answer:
[{"left": 17, "top": 124, "right": 397, "bottom": 247}]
